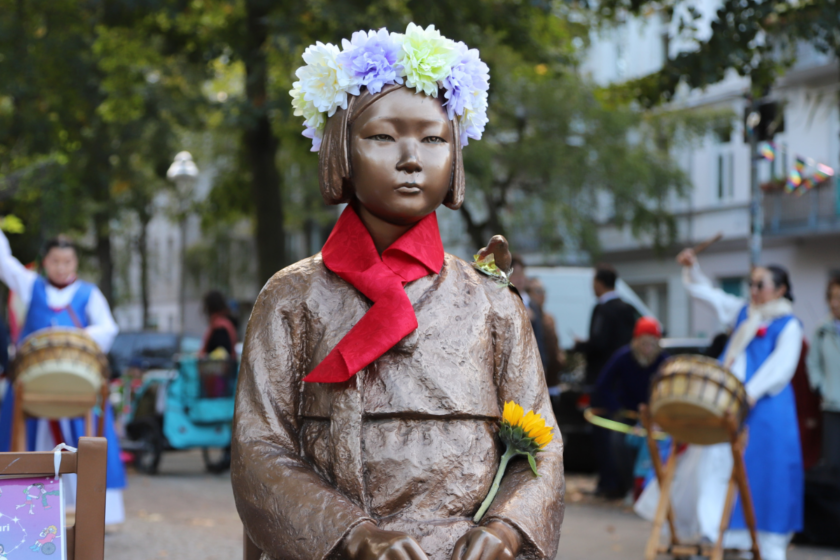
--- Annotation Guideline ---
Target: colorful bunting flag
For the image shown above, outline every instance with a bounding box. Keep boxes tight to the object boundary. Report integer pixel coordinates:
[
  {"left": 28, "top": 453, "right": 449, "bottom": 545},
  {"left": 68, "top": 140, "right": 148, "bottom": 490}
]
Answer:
[
  {"left": 759, "top": 141, "right": 776, "bottom": 161},
  {"left": 786, "top": 168, "right": 802, "bottom": 193},
  {"left": 813, "top": 163, "right": 835, "bottom": 184}
]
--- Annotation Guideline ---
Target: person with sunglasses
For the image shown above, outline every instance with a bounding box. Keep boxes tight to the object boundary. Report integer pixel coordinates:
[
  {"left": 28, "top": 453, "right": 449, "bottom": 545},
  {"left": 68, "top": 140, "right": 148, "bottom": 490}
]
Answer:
[{"left": 658, "top": 249, "right": 804, "bottom": 560}]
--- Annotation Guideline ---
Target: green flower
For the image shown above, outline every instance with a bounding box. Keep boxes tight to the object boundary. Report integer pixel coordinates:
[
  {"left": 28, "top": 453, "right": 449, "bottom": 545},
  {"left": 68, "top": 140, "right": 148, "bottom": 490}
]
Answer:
[
  {"left": 395, "top": 23, "right": 457, "bottom": 97},
  {"left": 472, "top": 252, "right": 510, "bottom": 287}
]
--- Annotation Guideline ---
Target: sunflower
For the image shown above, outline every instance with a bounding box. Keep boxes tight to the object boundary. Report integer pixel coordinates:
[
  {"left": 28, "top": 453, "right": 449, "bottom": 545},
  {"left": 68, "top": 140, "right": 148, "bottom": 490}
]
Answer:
[
  {"left": 501, "top": 401, "right": 553, "bottom": 453},
  {"left": 474, "top": 401, "right": 554, "bottom": 522}
]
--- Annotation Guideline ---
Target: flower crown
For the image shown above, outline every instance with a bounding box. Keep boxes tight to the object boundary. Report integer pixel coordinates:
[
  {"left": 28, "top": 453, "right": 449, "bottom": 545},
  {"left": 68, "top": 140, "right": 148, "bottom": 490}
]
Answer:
[{"left": 290, "top": 23, "right": 489, "bottom": 152}]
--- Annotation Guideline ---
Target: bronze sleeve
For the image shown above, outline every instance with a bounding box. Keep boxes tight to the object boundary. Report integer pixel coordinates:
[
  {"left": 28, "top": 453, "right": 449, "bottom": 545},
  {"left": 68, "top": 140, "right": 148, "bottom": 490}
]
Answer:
[
  {"left": 231, "top": 280, "right": 374, "bottom": 560},
  {"left": 485, "top": 295, "right": 565, "bottom": 560}
]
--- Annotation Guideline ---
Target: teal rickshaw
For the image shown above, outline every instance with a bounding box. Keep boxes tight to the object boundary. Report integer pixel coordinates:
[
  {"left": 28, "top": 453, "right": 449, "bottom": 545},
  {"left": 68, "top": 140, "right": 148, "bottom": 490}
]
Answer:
[{"left": 123, "top": 356, "right": 238, "bottom": 474}]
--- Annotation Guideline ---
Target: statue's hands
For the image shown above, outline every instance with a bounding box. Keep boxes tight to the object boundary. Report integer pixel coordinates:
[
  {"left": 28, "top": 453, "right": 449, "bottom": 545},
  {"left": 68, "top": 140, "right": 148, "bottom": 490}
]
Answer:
[
  {"left": 450, "top": 521, "right": 522, "bottom": 560},
  {"left": 477, "top": 235, "right": 512, "bottom": 275},
  {"left": 344, "top": 521, "right": 429, "bottom": 560}
]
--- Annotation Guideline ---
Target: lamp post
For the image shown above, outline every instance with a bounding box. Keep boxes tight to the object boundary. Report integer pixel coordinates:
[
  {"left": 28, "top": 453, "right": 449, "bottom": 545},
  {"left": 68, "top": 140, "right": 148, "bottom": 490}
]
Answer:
[
  {"left": 746, "top": 100, "right": 762, "bottom": 269},
  {"left": 166, "top": 151, "right": 199, "bottom": 332}
]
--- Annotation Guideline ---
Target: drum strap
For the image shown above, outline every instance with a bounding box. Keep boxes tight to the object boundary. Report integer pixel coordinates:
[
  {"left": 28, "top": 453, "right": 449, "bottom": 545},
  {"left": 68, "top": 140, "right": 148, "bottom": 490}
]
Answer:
[
  {"left": 64, "top": 306, "right": 84, "bottom": 330},
  {"left": 48, "top": 420, "right": 64, "bottom": 446}
]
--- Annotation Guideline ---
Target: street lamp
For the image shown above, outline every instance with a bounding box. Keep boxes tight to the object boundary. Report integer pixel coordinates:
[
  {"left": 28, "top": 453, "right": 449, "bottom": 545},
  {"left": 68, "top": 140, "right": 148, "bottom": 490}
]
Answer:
[{"left": 166, "top": 151, "right": 199, "bottom": 332}]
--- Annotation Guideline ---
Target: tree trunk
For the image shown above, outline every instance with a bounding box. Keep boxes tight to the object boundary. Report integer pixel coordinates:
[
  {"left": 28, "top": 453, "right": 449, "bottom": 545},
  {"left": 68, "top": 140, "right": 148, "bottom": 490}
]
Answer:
[
  {"left": 460, "top": 204, "right": 490, "bottom": 251},
  {"left": 84, "top": 128, "right": 114, "bottom": 304},
  {"left": 460, "top": 195, "right": 507, "bottom": 252},
  {"left": 243, "top": 0, "right": 285, "bottom": 286},
  {"left": 138, "top": 210, "right": 150, "bottom": 329},
  {"left": 93, "top": 209, "right": 113, "bottom": 304}
]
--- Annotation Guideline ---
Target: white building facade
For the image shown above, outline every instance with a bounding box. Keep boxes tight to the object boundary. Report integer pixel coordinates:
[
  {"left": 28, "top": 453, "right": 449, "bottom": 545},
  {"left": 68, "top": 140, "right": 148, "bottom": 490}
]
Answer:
[{"left": 582, "top": 1, "right": 840, "bottom": 340}]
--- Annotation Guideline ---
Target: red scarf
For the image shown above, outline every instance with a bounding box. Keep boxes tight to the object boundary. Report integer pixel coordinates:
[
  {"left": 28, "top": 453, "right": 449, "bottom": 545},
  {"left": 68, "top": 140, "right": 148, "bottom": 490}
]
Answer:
[{"left": 304, "top": 205, "right": 444, "bottom": 383}]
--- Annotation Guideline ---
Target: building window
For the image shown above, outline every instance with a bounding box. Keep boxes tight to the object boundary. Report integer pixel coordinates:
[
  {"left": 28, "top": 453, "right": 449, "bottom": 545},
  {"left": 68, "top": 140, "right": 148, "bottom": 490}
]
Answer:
[
  {"left": 719, "top": 277, "right": 745, "bottom": 297},
  {"left": 629, "top": 283, "right": 669, "bottom": 333},
  {"left": 712, "top": 124, "right": 734, "bottom": 201},
  {"left": 715, "top": 153, "right": 734, "bottom": 200}
]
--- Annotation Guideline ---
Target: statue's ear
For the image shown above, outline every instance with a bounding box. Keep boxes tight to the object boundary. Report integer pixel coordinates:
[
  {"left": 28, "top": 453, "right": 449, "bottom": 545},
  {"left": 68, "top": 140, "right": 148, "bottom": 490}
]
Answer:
[
  {"left": 318, "top": 97, "right": 356, "bottom": 205},
  {"left": 444, "top": 117, "right": 465, "bottom": 210}
]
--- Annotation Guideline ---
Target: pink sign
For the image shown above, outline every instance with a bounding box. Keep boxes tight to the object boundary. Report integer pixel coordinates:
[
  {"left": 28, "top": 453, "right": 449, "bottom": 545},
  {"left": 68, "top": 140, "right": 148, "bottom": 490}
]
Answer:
[{"left": 0, "top": 477, "right": 65, "bottom": 559}]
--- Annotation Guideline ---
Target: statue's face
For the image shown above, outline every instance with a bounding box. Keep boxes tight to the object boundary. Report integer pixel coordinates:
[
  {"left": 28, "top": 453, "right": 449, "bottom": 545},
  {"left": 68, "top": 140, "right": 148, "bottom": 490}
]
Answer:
[{"left": 350, "top": 87, "right": 454, "bottom": 226}]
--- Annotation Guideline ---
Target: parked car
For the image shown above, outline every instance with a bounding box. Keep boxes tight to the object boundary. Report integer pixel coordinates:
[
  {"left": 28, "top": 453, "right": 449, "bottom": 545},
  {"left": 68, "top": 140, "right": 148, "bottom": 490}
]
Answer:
[{"left": 108, "top": 331, "right": 202, "bottom": 378}]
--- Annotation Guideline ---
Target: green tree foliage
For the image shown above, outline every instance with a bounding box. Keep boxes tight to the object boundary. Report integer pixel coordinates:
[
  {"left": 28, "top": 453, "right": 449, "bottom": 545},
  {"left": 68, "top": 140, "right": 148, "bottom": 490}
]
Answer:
[
  {"left": 459, "top": 47, "right": 731, "bottom": 254},
  {"left": 100, "top": 0, "right": 584, "bottom": 283},
  {"left": 0, "top": 0, "right": 204, "bottom": 303},
  {"left": 0, "top": 0, "right": 721, "bottom": 299},
  {"left": 580, "top": 0, "right": 840, "bottom": 106}
]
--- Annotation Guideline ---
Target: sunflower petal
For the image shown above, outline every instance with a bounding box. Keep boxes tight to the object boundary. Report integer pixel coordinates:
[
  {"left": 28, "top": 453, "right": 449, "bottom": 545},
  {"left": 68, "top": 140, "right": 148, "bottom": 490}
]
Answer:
[
  {"left": 535, "top": 432, "right": 553, "bottom": 448},
  {"left": 503, "top": 401, "right": 513, "bottom": 423},
  {"left": 506, "top": 402, "right": 524, "bottom": 427}
]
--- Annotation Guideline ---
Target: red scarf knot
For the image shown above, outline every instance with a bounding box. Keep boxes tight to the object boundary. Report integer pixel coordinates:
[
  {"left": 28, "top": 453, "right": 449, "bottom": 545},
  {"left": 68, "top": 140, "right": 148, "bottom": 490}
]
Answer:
[{"left": 304, "top": 206, "right": 444, "bottom": 384}]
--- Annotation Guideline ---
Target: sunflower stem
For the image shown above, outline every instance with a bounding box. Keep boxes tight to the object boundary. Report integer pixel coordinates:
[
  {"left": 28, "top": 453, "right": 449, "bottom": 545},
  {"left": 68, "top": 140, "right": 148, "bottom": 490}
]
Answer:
[{"left": 473, "top": 445, "right": 516, "bottom": 523}]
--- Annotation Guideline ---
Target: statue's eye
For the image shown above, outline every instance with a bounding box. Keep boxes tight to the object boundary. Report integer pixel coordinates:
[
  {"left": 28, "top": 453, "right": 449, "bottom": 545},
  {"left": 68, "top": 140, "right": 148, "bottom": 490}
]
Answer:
[
  {"left": 423, "top": 136, "right": 447, "bottom": 144},
  {"left": 367, "top": 134, "right": 395, "bottom": 142}
]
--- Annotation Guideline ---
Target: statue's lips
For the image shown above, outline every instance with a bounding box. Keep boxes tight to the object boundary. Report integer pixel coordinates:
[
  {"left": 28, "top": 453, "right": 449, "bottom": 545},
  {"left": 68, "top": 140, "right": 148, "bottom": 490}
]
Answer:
[{"left": 395, "top": 183, "right": 422, "bottom": 194}]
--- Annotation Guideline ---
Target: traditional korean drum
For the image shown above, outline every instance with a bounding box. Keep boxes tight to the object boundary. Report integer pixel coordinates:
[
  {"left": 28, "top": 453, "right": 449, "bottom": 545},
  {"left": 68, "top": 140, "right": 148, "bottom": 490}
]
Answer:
[
  {"left": 649, "top": 355, "right": 748, "bottom": 445},
  {"left": 11, "top": 328, "right": 108, "bottom": 419}
]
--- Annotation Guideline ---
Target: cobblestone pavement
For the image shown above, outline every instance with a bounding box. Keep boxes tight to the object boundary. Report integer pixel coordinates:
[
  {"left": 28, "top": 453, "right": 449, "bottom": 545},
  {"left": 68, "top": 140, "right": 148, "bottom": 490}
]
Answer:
[{"left": 105, "top": 455, "right": 840, "bottom": 560}]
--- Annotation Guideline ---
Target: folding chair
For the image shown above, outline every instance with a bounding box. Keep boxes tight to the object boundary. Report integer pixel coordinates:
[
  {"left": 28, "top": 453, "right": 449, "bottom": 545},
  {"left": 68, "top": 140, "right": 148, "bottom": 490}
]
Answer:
[{"left": 0, "top": 436, "right": 107, "bottom": 560}]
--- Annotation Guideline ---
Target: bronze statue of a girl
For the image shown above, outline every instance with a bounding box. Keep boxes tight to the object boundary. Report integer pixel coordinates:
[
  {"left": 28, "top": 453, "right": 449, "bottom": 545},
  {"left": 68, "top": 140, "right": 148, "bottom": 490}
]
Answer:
[{"left": 232, "top": 24, "right": 564, "bottom": 560}]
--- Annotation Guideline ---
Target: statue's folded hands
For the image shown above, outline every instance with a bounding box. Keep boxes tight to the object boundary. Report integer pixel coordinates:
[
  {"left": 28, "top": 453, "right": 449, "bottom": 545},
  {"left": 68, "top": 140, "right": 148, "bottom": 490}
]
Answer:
[
  {"left": 451, "top": 521, "right": 522, "bottom": 560},
  {"left": 344, "top": 522, "right": 429, "bottom": 560}
]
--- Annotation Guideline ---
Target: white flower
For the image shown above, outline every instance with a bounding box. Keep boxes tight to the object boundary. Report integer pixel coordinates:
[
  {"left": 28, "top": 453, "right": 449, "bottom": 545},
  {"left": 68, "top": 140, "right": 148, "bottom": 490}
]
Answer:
[
  {"left": 291, "top": 82, "right": 327, "bottom": 151},
  {"left": 296, "top": 42, "right": 360, "bottom": 117},
  {"left": 460, "top": 89, "right": 489, "bottom": 146},
  {"left": 291, "top": 82, "right": 326, "bottom": 130}
]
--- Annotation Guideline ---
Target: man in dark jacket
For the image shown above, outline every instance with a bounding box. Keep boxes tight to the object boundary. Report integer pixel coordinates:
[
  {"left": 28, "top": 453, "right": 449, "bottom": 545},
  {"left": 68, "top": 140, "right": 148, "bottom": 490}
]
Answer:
[
  {"left": 573, "top": 263, "right": 638, "bottom": 385},
  {"left": 573, "top": 263, "right": 638, "bottom": 498}
]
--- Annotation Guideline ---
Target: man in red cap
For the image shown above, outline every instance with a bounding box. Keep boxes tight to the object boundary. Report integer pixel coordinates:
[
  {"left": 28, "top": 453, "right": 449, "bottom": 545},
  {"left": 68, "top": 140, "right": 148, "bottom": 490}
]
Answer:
[{"left": 592, "top": 316, "right": 669, "bottom": 499}]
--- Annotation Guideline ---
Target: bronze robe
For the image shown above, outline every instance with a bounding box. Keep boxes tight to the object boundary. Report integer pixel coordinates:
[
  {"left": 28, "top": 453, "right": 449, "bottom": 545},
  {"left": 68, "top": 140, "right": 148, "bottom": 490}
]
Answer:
[{"left": 232, "top": 254, "right": 565, "bottom": 560}]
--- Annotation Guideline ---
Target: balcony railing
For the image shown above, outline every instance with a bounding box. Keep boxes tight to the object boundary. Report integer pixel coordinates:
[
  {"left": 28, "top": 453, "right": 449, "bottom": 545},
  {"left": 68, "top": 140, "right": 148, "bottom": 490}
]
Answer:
[{"left": 763, "top": 179, "right": 840, "bottom": 235}]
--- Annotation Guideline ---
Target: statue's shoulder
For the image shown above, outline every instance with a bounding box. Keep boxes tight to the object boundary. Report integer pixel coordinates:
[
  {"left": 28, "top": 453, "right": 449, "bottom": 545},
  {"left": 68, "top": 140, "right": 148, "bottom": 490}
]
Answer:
[
  {"left": 443, "top": 253, "right": 524, "bottom": 315},
  {"left": 256, "top": 254, "right": 328, "bottom": 309}
]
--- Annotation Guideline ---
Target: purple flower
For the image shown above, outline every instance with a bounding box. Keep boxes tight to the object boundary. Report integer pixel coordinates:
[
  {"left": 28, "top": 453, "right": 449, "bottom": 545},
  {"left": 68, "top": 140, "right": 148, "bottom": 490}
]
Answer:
[
  {"left": 441, "top": 41, "right": 489, "bottom": 121},
  {"left": 338, "top": 29, "right": 403, "bottom": 95},
  {"left": 302, "top": 125, "right": 323, "bottom": 152}
]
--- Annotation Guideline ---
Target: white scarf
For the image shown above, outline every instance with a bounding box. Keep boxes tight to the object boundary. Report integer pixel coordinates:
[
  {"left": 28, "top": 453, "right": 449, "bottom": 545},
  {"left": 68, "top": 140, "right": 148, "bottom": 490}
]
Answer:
[{"left": 722, "top": 298, "right": 793, "bottom": 369}]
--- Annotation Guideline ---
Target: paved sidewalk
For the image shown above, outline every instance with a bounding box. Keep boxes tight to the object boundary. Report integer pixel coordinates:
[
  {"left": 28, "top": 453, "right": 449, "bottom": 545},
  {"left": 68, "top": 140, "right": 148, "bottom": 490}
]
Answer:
[
  {"left": 105, "top": 454, "right": 840, "bottom": 560},
  {"left": 105, "top": 451, "right": 242, "bottom": 560}
]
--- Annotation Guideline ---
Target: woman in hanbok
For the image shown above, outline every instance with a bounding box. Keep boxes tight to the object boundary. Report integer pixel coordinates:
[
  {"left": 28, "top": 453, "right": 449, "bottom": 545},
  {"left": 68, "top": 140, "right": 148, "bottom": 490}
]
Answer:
[
  {"left": 637, "top": 249, "right": 803, "bottom": 560},
  {"left": 0, "top": 231, "right": 125, "bottom": 525}
]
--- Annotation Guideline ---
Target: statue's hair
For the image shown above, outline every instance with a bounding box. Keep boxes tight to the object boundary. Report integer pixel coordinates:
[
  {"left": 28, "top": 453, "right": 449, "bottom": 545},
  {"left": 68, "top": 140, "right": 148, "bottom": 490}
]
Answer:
[{"left": 318, "top": 84, "right": 465, "bottom": 209}]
